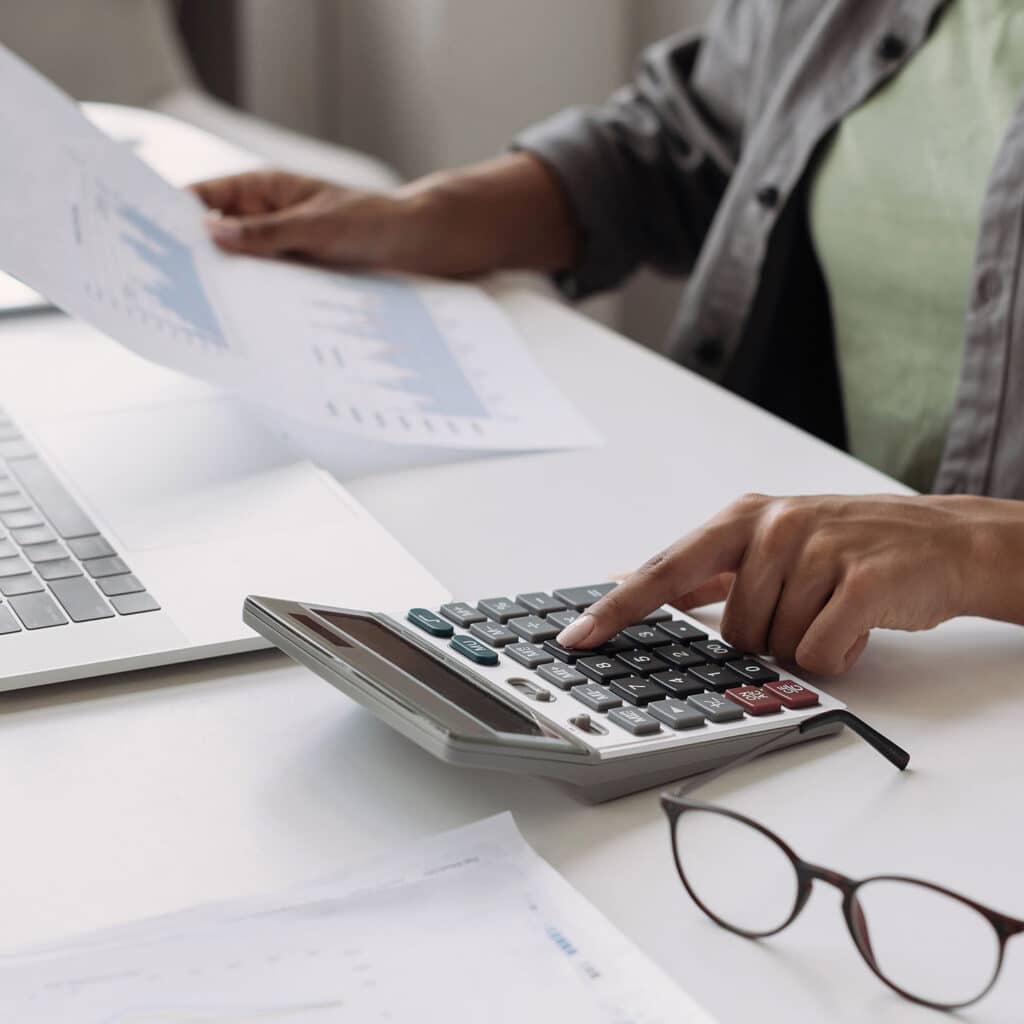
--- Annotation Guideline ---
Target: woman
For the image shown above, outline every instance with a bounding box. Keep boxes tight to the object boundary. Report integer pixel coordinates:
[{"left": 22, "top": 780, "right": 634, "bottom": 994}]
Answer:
[{"left": 195, "top": 0, "right": 1024, "bottom": 675}]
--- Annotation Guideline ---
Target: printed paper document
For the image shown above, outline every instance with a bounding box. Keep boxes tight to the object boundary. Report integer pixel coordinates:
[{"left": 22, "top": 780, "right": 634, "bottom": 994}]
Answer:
[
  {"left": 0, "top": 46, "right": 598, "bottom": 461},
  {"left": 0, "top": 814, "right": 715, "bottom": 1023}
]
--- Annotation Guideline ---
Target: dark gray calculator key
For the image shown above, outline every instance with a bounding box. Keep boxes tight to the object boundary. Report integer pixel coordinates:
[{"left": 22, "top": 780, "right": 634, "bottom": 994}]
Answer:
[
  {"left": 477, "top": 597, "right": 528, "bottom": 623},
  {"left": 0, "top": 555, "right": 29, "bottom": 578},
  {"left": 515, "top": 592, "right": 567, "bottom": 616},
  {"left": 98, "top": 574, "right": 144, "bottom": 597},
  {"left": 22, "top": 541, "right": 68, "bottom": 564},
  {"left": 505, "top": 642, "right": 554, "bottom": 669},
  {"left": 0, "top": 509, "right": 42, "bottom": 529},
  {"left": 507, "top": 615, "right": 560, "bottom": 643},
  {"left": 1, "top": 573, "right": 43, "bottom": 596},
  {"left": 406, "top": 607, "right": 454, "bottom": 638},
  {"left": 439, "top": 602, "right": 486, "bottom": 627},
  {"left": 0, "top": 493, "right": 30, "bottom": 514},
  {"left": 37, "top": 559, "right": 82, "bottom": 581},
  {"left": 0, "top": 538, "right": 16, "bottom": 560},
  {"left": 651, "top": 669, "right": 706, "bottom": 698},
  {"left": 730, "top": 659, "right": 780, "bottom": 684},
  {"left": 0, "top": 604, "right": 20, "bottom": 634},
  {"left": 687, "top": 663, "right": 748, "bottom": 692},
  {"left": 609, "top": 675, "right": 669, "bottom": 706},
  {"left": 10, "top": 525, "right": 55, "bottom": 547},
  {"left": 7, "top": 456, "right": 98, "bottom": 538},
  {"left": 470, "top": 620, "right": 517, "bottom": 647},
  {"left": 621, "top": 624, "right": 671, "bottom": 648},
  {"left": 687, "top": 691, "right": 745, "bottom": 723},
  {"left": 655, "top": 644, "right": 707, "bottom": 670},
  {"left": 595, "top": 634, "right": 632, "bottom": 655},
  {"left": 607, "top": 706, "right": 661, "bottom": 736},
  {"left": 690, "top": 639, "right": 742, "bottom": 664},
  {"left": 83, "top": 555, "right": 131, "bottom": 579},
  {"left": 552, "top": 583, "right": 617, "bottom": 610},
  {"left": 49, "top": 577, "right": 115, "bottom": 622},
  {"left": 542, "top": 639, "right": 581, "bottom": 663},
  {"left": 110, "top": 592, "right": 161, "bottom": 616},
  {"left": 449, "top": 634, "right": 500, "bottom": 665},
  {"left": 9, "top": 591, "right": 68, "bottom": 629},
  {"left": 577, "top": 655, "right": 631, "bottom": 684},
  {"left": 616, "top": 648, "right": 668, "bottom": 675},
  {"left": 67, "top": 535, "right": 116, "bottom": 561},
  {"left": 655, "top": 620, "right": 709, "bottom": 645},
  {"left": 648, "top": 698, "right": 707, "bottom": 730},
  {"left": 537, "top": 662, "right": 586, "bottom": 690},
  {"left": 642, "top": 607, "right": 673, "bottom": 624},
  {"left": 570, "top": 683, "right": 622, "bottom": 712},
  {"left": 547, "top": 609, "right": 581, "bottom": 631}
]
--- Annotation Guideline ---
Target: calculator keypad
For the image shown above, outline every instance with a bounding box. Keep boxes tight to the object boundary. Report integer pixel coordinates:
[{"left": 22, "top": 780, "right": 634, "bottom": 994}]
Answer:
[{"left": 409, "top": 584, "right": 828, "bottom": 743}]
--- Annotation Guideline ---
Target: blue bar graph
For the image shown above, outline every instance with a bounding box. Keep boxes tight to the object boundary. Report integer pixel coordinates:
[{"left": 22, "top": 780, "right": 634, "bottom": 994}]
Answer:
[
  {"left": 118, "top": 204, "right": 226, "bottom": 346},
  {"left": 322, "top": 276, "right": 488, "bottom": 418}
]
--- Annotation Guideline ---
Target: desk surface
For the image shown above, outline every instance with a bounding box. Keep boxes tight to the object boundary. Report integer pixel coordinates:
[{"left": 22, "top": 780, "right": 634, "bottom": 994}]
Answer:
[{"left": 1, "top": 285, "right": 1022, "bottom": 1023}]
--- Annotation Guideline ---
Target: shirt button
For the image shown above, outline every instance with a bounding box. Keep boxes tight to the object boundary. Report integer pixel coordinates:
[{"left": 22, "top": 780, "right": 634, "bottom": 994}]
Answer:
[
  {"left": 877, "top": 33, "right": 907, "bottom": 61},
  {"left": 695, "top": 337, "right": 725, "bottom": 367},
  {"left": 755, "top": 184, "right": 781, "bottom": 209},
  {"left": 973, "top": 269, "right": 1003, "bottom": 307}
]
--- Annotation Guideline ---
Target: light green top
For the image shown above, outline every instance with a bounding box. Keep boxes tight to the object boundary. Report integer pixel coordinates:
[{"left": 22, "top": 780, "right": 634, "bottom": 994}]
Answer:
[{"left": 809, "top": 0, "right": 1024, "bottom": 491}]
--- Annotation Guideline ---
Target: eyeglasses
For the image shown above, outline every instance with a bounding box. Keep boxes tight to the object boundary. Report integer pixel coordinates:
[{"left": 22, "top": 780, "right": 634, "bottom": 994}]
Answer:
[{"left": 660, "top": 710, "right": 1024, "bottom": 1011}]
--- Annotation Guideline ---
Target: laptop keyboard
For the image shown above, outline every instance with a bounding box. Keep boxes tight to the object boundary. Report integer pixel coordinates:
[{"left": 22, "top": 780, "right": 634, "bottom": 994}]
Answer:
[{"left": 0, "top": 407, "right": 160, "bottom": 635}]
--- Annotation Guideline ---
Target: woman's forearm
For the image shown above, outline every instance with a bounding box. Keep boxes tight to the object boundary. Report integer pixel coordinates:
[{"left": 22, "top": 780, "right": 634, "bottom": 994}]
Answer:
[{"left": 397, "top": 152, "right": 583, "bottom": 276}]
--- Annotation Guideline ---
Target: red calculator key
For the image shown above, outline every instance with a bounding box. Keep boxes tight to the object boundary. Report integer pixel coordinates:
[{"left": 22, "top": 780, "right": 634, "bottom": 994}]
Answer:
[
  {"left": 725, "top": 686, "right": 783, "bottom": 716},
  {"left": 764, "top": 680, "right": 820, "bottom": 709}
]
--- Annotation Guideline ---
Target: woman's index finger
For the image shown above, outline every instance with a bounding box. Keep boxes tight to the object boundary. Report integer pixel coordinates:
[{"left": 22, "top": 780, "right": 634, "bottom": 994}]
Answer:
[{"left": 559, "top": 516, "right": 753, "bottom": 649}]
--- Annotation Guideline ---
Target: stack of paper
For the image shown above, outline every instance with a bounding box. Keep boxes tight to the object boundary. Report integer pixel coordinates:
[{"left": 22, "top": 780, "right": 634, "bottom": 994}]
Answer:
[
  {"left": 0, "top": 45, "right": 598, "bottom": 477},
  {"left": 0, "top": 814, "right": 716, "bottom": 1023}
]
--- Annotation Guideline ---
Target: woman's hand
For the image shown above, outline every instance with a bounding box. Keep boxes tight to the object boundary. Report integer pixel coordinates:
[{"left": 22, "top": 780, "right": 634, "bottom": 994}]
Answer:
[
  {"left": 190, "top": 153, "right": 580, "bottom": 276},
  {"left": 557, "top": 493, "right": 1024, "bottom": 676},
  {"left": 192, "top": 170, "right": 436, "bottom": 268}
]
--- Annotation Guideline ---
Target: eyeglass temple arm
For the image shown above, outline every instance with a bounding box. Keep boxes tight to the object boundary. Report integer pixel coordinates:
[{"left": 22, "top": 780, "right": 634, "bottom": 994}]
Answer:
[
  {"left": 803, "top": 709, "right": 910, "bottom": 770},
  {"left": 669, "top": 709, "right": 910, "bottom": 798}
]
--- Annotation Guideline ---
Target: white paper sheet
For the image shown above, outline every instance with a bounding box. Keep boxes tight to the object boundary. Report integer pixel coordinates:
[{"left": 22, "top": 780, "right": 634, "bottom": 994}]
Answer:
[
  {"left": 0, "top": 45, "right": 598, "bottom": 458},
  {"left": 0, "top": 815, "right": 716, "bottom": 1024}
]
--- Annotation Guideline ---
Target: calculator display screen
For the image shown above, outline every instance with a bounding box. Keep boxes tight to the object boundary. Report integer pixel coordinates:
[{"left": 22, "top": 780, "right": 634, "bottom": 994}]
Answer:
[{"left": 311, "top": 611, "right": 544, "bottom": 737}]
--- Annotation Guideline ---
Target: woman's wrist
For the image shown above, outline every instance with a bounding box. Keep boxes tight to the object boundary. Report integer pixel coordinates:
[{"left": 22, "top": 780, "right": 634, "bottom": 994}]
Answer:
[
  {"left": 394, "top": 153, "right": 581, "bottom": 277},
  {"left": 956, "top": 497, "right": 1024, "bottom": 624}
]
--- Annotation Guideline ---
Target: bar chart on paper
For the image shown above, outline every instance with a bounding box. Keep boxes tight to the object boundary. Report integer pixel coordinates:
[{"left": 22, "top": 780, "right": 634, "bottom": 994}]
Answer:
[
  {"left": 74, "top": 177, "right": 229, "bottom": 350},
  {"left": 285, "top": 271, "right": 597, "bottom": 450}
]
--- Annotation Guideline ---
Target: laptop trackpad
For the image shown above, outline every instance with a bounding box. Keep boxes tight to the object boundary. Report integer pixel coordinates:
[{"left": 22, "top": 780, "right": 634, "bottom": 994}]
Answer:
[{"left": 30, "top": 398, "right": 332, "bottom": 551}]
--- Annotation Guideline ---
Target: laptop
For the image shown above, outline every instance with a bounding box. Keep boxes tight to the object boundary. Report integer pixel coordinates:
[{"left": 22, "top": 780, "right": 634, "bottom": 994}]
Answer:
[{"left": 0, "top": 312, "right": 446, "bottom": 692}]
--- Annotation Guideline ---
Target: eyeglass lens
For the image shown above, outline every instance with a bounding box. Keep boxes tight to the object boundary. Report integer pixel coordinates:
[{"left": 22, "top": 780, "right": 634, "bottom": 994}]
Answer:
[
  {"left": 850, "top": 878, "right": 1002, "bottom": 1007},
  {"left": 673, "top": 808, "right": 801, "bottom": 937}
]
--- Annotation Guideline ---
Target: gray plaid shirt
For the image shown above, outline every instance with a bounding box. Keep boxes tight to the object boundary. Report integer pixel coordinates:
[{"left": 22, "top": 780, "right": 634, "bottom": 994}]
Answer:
[{"left": 518, "top": 0, "right": 1024, "bottom": 498}]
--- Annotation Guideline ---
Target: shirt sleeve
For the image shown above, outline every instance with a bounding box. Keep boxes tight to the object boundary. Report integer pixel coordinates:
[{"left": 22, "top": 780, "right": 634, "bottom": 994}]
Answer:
[{"left": 514, "top": 6, "right": 762, "bottom": 299}]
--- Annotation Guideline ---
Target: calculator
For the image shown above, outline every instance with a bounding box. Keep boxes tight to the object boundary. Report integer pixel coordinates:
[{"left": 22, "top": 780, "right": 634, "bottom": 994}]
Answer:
[{"left": 244, "top": 584, "right": 845, "bottom": 802}]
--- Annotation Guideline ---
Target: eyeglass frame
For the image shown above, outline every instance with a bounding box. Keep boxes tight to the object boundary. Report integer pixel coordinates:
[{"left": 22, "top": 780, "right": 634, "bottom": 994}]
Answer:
[{"left": 659, "top": 709, "right": 1024, "bottom": 1011}]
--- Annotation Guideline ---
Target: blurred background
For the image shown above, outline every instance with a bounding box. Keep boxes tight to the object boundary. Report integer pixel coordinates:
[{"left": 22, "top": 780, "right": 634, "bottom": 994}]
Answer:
[{"left": 0, "top": 0, "right": 714, "bottom": 346}]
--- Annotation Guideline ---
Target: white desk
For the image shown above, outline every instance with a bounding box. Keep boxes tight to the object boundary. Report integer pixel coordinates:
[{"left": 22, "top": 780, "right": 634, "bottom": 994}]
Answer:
[{"left": 1, "top": 285, "right": 1022, "bottom": 1024}]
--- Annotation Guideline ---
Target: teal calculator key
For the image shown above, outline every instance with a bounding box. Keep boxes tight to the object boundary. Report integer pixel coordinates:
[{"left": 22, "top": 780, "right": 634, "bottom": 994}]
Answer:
[
  {"left": 407, "top": 608, "right": 454, "bottom": 637},
  {"left": 449, "top": 634, "right": 500, "bottom": 665}
]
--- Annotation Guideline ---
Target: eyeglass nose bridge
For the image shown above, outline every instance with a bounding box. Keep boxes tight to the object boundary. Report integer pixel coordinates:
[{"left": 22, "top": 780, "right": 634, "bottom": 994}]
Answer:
[{"left": 800, "top": 860, "right": 859, "bottom": 895}]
